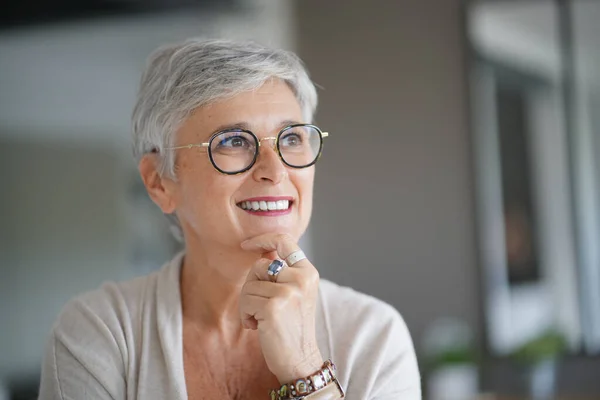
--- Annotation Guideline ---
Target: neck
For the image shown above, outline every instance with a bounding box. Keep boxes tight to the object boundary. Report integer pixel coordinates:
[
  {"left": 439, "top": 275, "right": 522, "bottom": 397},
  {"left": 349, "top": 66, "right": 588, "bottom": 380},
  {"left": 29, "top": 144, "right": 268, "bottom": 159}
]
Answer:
[{"left": 180, "top": 234, "right": 261, "bottom": 338}]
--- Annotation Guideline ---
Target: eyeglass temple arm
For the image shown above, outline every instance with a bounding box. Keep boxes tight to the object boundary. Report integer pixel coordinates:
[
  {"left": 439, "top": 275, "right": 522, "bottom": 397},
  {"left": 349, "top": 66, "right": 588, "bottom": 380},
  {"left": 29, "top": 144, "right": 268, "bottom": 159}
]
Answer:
[{"left": 164, "top": 143, "right": 210, "bottom": 150}]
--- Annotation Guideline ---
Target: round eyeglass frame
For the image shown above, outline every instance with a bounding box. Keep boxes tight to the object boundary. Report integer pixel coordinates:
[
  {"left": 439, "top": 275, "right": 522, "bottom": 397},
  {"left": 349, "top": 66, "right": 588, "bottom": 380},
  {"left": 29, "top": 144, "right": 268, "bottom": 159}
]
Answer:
[{"left": 164, "top": 123, "right": 329, "bottom": 175}]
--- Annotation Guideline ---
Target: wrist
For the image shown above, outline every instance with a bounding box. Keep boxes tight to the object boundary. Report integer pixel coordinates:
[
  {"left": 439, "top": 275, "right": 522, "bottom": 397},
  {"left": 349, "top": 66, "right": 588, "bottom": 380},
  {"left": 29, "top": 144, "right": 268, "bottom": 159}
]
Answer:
[
  {"left": 277, "top": 351, "right": 324, "bottom": 384},
  {"left": 270, "top": 359, "right": 345, "bottom": 400}
]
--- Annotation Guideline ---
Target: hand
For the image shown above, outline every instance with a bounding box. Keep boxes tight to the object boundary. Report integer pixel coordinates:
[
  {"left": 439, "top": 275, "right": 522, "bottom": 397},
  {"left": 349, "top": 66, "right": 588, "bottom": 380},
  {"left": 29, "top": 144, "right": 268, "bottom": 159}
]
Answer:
[{"left": 240, "top": 233, "right": 324, "bottom": 384}]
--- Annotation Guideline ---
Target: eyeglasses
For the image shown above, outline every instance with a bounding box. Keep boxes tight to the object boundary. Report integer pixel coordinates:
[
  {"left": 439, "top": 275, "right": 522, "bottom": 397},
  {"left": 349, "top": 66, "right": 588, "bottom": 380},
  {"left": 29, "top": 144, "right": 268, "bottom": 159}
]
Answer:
[{"left": 164, "top": 123, "right": 329, "bottom": 175}]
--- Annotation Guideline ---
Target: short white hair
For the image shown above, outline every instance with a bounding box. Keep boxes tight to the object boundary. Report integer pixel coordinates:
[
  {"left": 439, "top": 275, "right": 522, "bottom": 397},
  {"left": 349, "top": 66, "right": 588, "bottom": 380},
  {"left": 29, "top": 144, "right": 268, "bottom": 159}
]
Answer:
[{"left": 131, "top": 38, "right": 318, "bottom": 177}]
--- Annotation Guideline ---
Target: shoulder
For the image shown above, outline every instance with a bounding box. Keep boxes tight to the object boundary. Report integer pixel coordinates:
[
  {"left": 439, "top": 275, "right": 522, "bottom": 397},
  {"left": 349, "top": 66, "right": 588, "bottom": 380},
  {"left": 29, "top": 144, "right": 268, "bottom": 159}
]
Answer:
[
  {"left": 50, "top": 259, "right": 175, "bottom": 368},
  {"left": 54, "top": 252, "right": 183, "bottom": 334},
  {"left": 40, "top": 256, "right": 184, "bottom": 399},
  {"left": 39, "top": 270, "right": 166, "bottom": 399},
  {"left": 54, "top": 269, "right": 161, "bottom": 339},
  {"left": 317, "top": 279, "right": 421, "bottom": 398}
]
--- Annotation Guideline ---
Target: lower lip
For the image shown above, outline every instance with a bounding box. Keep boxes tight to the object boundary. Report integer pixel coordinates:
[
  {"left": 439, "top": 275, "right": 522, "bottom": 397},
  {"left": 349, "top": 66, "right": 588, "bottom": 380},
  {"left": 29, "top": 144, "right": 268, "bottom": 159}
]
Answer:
[{"left": 240, "top": 207, "right": 293, "bottom": 216}]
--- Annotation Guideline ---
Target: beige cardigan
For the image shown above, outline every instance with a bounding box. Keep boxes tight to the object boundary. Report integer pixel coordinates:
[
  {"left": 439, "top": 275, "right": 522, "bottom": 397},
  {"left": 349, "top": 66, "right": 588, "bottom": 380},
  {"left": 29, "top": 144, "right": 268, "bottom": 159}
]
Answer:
[{"left": 38, "top": 253, "right": 421, "bottom": 399}]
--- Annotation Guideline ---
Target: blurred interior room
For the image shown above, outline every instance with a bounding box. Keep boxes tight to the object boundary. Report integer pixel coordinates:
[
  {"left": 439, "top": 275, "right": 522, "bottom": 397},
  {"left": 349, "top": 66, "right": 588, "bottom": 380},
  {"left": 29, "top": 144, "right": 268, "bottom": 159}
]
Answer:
[{"left": 0, "top": 0, "right": 599, "bottom": 399}]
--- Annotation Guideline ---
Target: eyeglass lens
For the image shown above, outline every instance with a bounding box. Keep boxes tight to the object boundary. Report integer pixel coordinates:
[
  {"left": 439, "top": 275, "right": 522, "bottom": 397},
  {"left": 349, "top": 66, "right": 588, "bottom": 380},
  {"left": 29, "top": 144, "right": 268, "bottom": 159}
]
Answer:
[{"left": 209, "top": 125, "right": 322, "bottom": 173}]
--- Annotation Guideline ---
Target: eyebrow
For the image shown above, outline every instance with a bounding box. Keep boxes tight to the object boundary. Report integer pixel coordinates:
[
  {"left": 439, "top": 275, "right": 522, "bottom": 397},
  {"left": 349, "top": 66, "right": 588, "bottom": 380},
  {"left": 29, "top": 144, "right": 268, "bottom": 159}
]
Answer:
[{"left": 209, "top": 120, "right": 304, "bottom": 136}]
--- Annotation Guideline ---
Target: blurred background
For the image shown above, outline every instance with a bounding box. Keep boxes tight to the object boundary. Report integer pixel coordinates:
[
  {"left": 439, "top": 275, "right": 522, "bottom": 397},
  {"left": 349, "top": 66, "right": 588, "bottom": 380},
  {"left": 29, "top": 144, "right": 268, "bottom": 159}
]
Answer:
[{"left": 0, "top": 0, "right": 599, "bottom": 399}]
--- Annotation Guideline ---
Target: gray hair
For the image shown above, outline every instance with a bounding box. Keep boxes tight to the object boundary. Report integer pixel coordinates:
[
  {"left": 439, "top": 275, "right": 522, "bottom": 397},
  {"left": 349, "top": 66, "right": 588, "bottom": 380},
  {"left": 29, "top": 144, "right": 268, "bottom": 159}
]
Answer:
[{"left": 131, "top": 38, "right": 318, "bottom": 177}]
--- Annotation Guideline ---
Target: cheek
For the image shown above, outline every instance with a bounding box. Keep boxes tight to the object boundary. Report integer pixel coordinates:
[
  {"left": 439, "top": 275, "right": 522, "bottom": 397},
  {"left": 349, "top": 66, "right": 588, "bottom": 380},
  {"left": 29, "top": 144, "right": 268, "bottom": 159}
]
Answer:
[
  {"left": 294, "top": 169, "right": 315, "bottom": 208},
  {"left": 176, "top": 156, "right": 227, "bottom": 212},
  {"left": 181, "top": 177, "right": 230, "bottom": 210},
  {"left": 176, "top": 176, "right": 237, "bottom": 236},
  {"left": 174, "top": 149, "right": 201, "bottom": 173}
]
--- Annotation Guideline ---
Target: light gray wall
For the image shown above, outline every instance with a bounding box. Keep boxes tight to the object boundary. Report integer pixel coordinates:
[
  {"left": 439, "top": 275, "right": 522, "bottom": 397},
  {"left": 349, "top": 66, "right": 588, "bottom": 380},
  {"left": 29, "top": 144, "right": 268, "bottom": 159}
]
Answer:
[
  {"left": 296, "top": 0, "right": 481, "bottom": 348},
  {"left": 0, "top": 137, "right": 133, "bottom": 379},
  {"left": 593, "top": 92, "right": 600, "bottom": 229}
]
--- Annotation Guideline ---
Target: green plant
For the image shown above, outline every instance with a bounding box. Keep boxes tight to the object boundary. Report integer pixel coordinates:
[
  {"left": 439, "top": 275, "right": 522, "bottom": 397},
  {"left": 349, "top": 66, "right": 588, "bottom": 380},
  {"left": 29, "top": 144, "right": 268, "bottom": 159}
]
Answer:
[
  {"left": 427, "top": 346, "right": 478, "bottom": 372},
  {"left": 511, "top": 331, "right": 567, "bottom": 365}
]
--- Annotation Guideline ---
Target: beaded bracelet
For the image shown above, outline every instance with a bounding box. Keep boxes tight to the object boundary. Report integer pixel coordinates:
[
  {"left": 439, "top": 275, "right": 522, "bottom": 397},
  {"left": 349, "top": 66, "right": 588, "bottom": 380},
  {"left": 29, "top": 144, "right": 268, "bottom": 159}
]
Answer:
[{"left": 269, "top": 360, "right": 340, "bottom": 400}]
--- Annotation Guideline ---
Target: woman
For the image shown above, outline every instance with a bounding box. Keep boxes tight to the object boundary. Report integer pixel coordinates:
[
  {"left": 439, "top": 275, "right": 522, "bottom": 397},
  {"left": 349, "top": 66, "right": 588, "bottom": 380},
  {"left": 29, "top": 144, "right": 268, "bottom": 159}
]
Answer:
[{"left": 39, "top": 39, "right": 421, "bottom": 399}]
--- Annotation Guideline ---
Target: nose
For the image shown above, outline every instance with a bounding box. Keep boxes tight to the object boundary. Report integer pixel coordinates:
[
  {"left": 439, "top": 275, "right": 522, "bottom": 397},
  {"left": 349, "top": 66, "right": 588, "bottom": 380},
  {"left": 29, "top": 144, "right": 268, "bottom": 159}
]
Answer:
[
  {"left": 252, "top": 138, "right": 287, "bottom": 184},
  {"left": 258, "top": 136, "right": 277, "bottom": 149}
]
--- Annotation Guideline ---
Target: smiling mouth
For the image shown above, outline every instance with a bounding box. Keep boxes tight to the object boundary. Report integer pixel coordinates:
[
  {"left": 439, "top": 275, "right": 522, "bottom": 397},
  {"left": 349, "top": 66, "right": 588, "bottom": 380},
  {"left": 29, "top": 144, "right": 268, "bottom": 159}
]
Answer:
[{"left": 236, "top": 198, "right": 294, "bottom": 213}]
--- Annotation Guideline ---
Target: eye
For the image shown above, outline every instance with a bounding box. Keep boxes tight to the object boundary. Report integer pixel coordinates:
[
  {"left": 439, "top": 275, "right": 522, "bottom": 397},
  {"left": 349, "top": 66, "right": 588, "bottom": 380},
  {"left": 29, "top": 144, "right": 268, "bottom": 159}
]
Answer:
[
  {"left": 280, "top": 132, "right": 303, "bottom": 147},
  {"left": 216, "top": 134, "right": 251, "bottom": 149}
]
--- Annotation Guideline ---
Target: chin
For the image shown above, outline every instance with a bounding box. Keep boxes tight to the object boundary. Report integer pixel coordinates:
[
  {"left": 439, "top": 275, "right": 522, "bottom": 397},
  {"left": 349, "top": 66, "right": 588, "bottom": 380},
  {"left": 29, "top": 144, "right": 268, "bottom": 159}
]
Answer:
[{"left": 241, "top": 220, "right": 304, "bottom": 241}]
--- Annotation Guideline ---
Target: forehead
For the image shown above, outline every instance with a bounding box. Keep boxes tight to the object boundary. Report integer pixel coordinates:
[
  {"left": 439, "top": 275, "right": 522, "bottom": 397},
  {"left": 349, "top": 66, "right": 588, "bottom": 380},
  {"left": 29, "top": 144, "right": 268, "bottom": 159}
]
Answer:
[{"left": 179, "top": 80, "right": 303, "bottom": 140}]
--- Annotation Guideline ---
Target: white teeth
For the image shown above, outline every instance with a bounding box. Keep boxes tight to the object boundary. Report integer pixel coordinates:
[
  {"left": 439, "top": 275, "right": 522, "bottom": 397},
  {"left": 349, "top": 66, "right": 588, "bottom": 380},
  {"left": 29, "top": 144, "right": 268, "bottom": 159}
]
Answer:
[
  {"left": 240, "top": 199, "right": 291, "bottom": 211},
  {"left": 277, "top": 200, "right": 290, "bottom": 210}
]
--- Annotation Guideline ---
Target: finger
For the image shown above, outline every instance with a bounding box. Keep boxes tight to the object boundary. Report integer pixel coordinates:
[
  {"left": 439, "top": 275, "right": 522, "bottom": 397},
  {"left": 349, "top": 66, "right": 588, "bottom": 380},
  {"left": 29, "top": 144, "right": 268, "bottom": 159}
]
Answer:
[
  {"left": 241, "top": 280, "right": 282, "bottom": 298},
  {"left": 241, "top": 233, "right": 311, "bottom": 269},
  {"left": 242, "top": 280, "right": 298, "bottom": 303},
  {"left": 263, "top": 250, "right": 279, "bottom": 260},
  {"left": 239, "top": 294, "right": 273, "bottom": 329},
  {"left": 246, "top": 257, "right": 312, "bottom": 288},
  {"left": 241, "top": 233, "right": 298, "bottom": 259},
  {"left": 246, "top": 258, "right": 274, "bottom": 282}
]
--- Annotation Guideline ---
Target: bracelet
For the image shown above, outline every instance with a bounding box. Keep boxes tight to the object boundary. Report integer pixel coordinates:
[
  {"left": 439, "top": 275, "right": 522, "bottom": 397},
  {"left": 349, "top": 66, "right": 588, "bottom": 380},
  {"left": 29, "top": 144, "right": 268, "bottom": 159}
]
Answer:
[
  {"left": 269, "top": 359, "right": 344, "bottom": 400},
  {"left": 303, "top": 381, "right": 345, "bottom": 399}
]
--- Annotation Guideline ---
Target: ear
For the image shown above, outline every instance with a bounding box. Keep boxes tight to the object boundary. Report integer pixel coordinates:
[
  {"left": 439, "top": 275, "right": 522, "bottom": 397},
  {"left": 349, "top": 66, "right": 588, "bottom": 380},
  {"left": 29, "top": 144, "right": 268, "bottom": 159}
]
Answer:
[{"left": 138, "top": 153, "right": 177, "bottom": 214}]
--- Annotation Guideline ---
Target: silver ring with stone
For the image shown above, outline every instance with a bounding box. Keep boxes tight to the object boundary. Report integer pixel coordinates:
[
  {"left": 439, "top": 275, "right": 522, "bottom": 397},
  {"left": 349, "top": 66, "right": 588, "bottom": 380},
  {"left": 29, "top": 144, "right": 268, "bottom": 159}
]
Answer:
[
  {"left": 285, "top": 250, "right": 307, "bottom": 267},
  {"left": 267, "top": 259, "right": 286, "bottom": 282}
]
